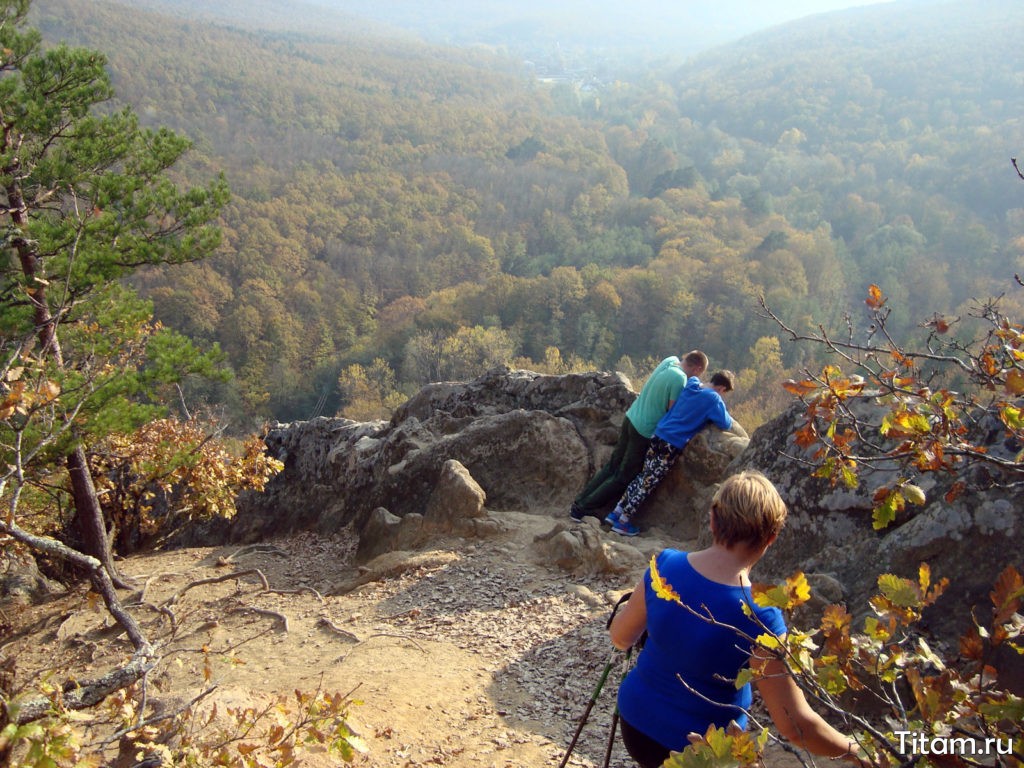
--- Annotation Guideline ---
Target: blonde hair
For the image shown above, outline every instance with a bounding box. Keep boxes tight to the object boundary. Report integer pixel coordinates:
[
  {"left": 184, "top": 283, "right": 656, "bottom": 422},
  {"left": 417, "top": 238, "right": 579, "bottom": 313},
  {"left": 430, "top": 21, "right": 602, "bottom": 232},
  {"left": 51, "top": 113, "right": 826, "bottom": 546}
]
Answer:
[{"left": 710, "top": 470, "right": 787, "bottom": 550}]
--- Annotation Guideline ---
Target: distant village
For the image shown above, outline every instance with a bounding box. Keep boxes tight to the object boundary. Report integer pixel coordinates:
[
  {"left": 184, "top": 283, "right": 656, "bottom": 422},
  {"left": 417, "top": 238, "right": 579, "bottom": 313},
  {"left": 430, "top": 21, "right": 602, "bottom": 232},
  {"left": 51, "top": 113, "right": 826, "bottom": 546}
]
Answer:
[{"left": 521, "top": 43, "right": 620, "bottom": 91}]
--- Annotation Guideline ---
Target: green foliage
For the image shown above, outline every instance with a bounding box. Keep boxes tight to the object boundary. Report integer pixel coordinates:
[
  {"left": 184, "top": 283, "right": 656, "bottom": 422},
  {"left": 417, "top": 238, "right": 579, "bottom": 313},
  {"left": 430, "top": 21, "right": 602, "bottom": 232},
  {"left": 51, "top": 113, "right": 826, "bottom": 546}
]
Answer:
[
  {"left": 29, "top": 0, "right": 1019, "bottom": 425},
  {"left": 0, "top": 691, "right": 97, "bottom": 767},
  {"left": 662, "top": 725, "right": 769, "bottom": 768},
  {"left": 1, "top": 681, "right": 361, "bottom": 768},
  {"left": 2, "top": 0, "right": 232, "bottom": 536},
  {"left": 0, "top": 718, "right": 89, "bottom": 768}
]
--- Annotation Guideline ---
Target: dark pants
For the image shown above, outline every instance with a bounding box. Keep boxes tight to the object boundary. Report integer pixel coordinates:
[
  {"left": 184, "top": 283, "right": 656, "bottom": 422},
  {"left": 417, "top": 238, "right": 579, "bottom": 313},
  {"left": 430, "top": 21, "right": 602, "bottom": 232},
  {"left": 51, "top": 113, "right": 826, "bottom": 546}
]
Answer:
[
  {"left": 573, "top": 418, "right": 650, "bottom": 515},
  {"left": 619, "top": 717, "right": 672, "bottom": 768}
]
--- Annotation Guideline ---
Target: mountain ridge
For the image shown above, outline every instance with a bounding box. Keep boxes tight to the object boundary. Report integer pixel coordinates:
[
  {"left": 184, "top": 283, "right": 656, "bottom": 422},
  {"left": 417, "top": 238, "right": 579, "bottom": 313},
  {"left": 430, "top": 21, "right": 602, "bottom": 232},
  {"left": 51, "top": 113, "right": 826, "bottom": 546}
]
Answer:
[{"left": 26, "top": 0, "right": 1024, "bottom": 426}]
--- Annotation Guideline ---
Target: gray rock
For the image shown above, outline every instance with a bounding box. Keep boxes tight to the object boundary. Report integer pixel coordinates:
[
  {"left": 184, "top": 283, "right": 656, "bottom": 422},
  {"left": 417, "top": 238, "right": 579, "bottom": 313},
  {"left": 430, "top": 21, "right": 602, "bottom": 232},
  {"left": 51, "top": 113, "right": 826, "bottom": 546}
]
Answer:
[
  {"left": 736, "top": 398, "right": 1022, "bottom": 680},
  {"left": 231, "top": 366, "right": 745, "bottom": 544},
  {"left": 424, "top": 459, "right": 487, "bottom": 529},
  {"left": 531, "top": 520, "right": 646, "bottom": 576},
  {"left": 0, "top": 548, "right": 61, "bottom": 606}
]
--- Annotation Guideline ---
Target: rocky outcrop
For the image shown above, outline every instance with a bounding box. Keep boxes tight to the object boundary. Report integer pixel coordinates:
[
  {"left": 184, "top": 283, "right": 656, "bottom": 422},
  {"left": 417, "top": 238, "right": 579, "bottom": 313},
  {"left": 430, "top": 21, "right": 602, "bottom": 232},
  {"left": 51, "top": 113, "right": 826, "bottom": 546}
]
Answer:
[
  {"left": 0, "top": 547, "right": 61, "bottom": 605},
  {"left": 354, "top": 459, "right": 508, "bottom": 562},
  {"left": 228, "top": 366, "right": 749, "bottom": 547},
  {"left": 225, "top": 367, "right": 1019, "bottom": 682},
  {"left": 731, "top": 399, "right": 1022, "bottom": 665}
]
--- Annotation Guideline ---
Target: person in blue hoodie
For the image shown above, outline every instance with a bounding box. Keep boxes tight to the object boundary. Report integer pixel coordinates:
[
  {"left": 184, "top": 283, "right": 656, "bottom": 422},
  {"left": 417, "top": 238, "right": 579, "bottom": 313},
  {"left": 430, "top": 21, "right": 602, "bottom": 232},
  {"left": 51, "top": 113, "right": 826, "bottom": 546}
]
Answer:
[{"left": 607, "top": 370, "right": 735, "bottom": 537}]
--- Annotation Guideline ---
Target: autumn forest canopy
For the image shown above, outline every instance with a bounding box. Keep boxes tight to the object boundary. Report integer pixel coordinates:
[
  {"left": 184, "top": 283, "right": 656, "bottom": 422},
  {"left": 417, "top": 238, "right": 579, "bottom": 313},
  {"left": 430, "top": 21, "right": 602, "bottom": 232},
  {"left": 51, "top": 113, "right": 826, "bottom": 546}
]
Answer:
[
  {"left": 26, "top": 0, "right": 1024, "bottom": 430},
  {"left": 2, "top": 2, "right": 1023, "bottom": 762}
]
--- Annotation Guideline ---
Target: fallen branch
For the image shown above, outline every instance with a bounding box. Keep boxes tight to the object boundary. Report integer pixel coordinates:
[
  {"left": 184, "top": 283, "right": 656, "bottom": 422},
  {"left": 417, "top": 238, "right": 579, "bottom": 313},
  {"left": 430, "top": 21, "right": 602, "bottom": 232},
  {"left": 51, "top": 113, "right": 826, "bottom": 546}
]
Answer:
[
  {"left": 228, "top": 604, "right": 289, "bottom": 633},
  {"left": 10, "top": 646, "right": 158, "bottom": 725},
  {"left": 0, "top": 520, "right": 159, "bottom": 726},
  {"left": 163, "top": 568, "right": 270, "bottom": 606},
  {"left": 216, "top": 544, "right": 289, "bottom": 566},
  {"left": 317, "top": 616, "right": 360, "bottom": 642}
]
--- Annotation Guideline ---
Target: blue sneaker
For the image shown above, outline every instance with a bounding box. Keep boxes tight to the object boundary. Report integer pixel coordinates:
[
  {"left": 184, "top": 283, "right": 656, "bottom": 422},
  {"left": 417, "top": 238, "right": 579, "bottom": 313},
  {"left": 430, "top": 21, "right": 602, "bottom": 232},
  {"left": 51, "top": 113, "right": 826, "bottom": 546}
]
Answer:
[
  {"left": 611, "top": 520, "right": 640, "bottom": 537},
  {"left": 603, "top": 510, "right": 620, "bottom": 526}
]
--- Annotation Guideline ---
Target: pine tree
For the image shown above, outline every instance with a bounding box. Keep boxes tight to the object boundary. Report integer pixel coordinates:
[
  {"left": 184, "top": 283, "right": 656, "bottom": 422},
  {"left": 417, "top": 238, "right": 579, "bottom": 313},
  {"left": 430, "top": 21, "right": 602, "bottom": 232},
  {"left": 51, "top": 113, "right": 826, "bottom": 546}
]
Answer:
[{"left": 1, "top": 0, "right": 229, "bottom": 582}]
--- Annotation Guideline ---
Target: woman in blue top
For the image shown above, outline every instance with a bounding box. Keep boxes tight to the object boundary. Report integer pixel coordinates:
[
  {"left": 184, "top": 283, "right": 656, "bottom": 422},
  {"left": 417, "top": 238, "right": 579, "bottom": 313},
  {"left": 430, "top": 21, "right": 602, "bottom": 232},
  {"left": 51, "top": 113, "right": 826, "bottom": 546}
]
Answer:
[{"left": 609, "top": 470, "right": 866, "bottom": 768}]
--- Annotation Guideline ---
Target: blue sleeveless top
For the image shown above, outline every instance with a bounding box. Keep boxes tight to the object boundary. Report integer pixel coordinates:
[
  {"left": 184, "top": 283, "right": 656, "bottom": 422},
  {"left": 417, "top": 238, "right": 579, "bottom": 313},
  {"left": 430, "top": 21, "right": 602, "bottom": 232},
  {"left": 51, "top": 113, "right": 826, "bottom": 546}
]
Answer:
[{"left": 617, "top": 549, "right": 786, "bottom": 751}]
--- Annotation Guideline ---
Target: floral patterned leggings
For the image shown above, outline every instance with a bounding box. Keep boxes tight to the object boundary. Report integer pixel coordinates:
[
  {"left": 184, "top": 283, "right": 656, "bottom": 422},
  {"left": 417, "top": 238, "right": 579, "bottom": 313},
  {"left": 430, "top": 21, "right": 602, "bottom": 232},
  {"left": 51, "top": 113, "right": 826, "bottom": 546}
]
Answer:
[{"left": 617, "top": 436, "right": 683, "bottom": 522}]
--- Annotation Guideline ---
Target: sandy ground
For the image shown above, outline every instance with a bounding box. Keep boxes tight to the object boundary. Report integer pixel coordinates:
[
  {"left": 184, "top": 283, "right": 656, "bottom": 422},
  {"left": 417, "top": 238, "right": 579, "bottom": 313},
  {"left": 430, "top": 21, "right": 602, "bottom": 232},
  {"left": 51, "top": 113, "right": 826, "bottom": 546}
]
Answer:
[
  {"left": 5, "top": 510, "right": 810, "bottom": 767},
  {"left": 6, "top": 511, "right": 653, "bottom": 766}
]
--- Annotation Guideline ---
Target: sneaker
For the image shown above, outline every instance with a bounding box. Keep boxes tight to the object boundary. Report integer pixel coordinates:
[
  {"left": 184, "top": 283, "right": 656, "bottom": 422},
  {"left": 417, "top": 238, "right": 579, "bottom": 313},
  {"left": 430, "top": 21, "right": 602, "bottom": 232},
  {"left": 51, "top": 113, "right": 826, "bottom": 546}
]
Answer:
[
  {"left": 611, "top": 520, "right": 640, "bottom": 537},
  {"left": 569, "top": 504, "right": 586, "bottom": 522},
  {"left": 603, "top": 510, "right": 620, "bottom": 526}
]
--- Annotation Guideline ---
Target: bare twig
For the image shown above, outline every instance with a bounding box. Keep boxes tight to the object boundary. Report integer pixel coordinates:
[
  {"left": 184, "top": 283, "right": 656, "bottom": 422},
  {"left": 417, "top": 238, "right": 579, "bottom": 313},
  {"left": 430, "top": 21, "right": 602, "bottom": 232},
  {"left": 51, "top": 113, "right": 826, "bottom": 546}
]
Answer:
[
  {"left": 217, "top": 544, "right": 288, "bottom": 565},
  {"left": 163, "top": 568, "right": 270, "bottom": 606},
  {"left": 228, "top": 603, "right": 289, "bottom": 633},
  {"left": 175, "top": 382, "right": 192, "bottom": 421},
  {"left": 760, "top": 295, "right": 978, "bottom": 375},
  {"left": 99, "top": 685, "right": 218, "bottom": 747},
  {"left": 317, "top": 616, "right": 360, "bottom": 642}
]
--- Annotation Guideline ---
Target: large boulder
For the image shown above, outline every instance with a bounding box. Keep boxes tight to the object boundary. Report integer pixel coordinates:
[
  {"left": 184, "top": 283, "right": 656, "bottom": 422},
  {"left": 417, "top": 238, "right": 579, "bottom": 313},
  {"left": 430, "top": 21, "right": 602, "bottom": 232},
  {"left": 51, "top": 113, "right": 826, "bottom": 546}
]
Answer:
[
  {"left": 637, "top": 422, "right": 749, "bottom": 539},
  {"left": 732, "top": 400, "right": 1022, "bottom": 670},
  {"left": 228, "top": 366, "right": 743, "bottom": 544}
]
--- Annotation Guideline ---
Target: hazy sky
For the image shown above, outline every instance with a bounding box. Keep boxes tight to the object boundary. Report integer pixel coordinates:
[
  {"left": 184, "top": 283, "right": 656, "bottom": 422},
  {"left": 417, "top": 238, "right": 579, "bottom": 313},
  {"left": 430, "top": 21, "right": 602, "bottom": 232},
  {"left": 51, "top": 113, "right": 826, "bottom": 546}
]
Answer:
[
  {"left": 737, "top": 0, "right": 891, "bottom": 28},
  {"left": 308, "top": 0, "right": 898, "bottom": 59},
  {"left": 600, "top": 0, "right": 897, "bottom": 48}
]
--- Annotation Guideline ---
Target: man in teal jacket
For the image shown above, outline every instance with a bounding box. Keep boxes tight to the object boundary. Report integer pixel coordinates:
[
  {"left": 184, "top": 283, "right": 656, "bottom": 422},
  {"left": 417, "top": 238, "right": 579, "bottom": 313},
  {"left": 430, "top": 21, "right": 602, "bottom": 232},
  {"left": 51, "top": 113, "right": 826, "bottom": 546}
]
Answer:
[
  {"left": 570, "top": 350, "right": 708, "bottom": 522},
  {"left": 608, "top": 369, "right": 735, "bottom": 536}
]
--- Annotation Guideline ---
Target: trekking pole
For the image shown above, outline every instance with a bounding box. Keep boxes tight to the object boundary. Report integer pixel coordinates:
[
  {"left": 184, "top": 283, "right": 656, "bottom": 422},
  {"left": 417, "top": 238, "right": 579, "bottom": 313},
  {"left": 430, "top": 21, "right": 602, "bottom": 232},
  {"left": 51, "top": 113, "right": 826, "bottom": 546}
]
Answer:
[
  {"left": 602, "top": 709, "right": 619, "bottom": 768},
  {"left": 601, "top": 655, "right": 628, "bottom": 768},
  {"left": 558, "top": 652, "right": 616, "bottom": 768},
  {"left": 558, "top": 591, "right": 634, "bottom": 768},
  {"left": 602, "top": 638, "right": 640, "bottom": 768}
]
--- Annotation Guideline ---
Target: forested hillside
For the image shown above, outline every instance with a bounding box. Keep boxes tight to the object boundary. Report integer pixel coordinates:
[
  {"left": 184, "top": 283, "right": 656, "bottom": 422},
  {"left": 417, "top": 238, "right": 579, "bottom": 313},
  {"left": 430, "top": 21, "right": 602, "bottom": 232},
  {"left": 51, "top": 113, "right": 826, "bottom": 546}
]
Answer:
[{"left": 28, "top": 0, "right": 1024, "bottom": 429}]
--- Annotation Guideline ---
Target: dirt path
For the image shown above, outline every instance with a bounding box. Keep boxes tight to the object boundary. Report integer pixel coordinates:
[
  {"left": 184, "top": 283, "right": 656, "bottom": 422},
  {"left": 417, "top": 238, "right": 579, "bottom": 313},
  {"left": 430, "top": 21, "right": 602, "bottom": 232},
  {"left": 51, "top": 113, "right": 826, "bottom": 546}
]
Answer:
[{"left": 7, "top": 511, "right": 667, "bottom": 766}]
